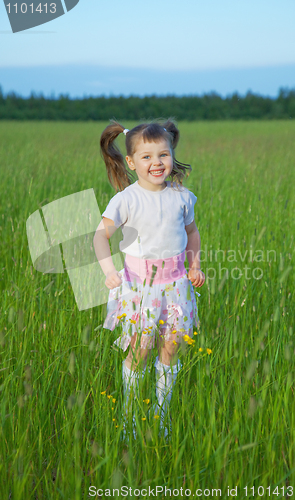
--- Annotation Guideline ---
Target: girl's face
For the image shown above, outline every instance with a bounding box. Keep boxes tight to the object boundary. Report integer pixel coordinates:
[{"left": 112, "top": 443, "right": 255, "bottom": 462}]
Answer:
[{"left": 126, "top": 137, "right": 173, "bottom": 192}]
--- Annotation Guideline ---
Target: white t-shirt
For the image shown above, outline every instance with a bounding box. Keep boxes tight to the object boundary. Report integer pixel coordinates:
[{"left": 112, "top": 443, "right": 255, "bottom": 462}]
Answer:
[{"left": 101, "top": 180, "right": 197, "bottom": 259}]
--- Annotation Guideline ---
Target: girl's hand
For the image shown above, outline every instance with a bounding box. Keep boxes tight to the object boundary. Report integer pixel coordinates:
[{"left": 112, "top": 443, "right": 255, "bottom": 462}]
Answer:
[
  {"left": 105, "top": 270, "right": 123, "bottom": 290},
  {"left": 188, "top": 268, "right": 205, "bottom": 288}
]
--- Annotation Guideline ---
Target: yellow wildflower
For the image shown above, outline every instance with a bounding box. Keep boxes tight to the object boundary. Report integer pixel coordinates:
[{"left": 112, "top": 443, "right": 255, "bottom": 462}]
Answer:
[
  {"left": 107, "top": 395, "right": 112, "bottom": 399},
  {"left": 142, "top": 417, "right": 146, "bottom": 421},
  {"left": 112, "top": 418, "right": 115, "bottom": 422},
  {"left": 207, "top": 348, "right": 212, "bottom": 355},
  {"left": 199, "top": 348, "right": 203, "bottom": 352},
  {"left": 171, "top": 330, "right": 177, "bottom": 334},
  {"left": 116, "top": 425, "right": 119, "bottom": 428},
  {"left": 112, "top": 407, "right": 114, "bottom": 410},
  {"left": 112, "top": 398, "right": 116, "bottom": 403},
  {"left": 130, "top": 320, "right": 137, "bottom": 324},
  {"left": 173, "top": 340, "right": 177, "bottom": 345},
  {"left": 101, "top": 391, "right": 106, "bottom": 395},
  {"left": 143, "top": 399, "right": 150, "bottom": 404},
  {"left": 154, "top": 415, "right": 160, "bottom": 419},
  {"left": 183, "top": 335, "right": 190, "bottom": 342},
  {"left": 121, "top": 312, "right": 127, "bottom": 317},
  {"left": 194, "top": 331, "right": 198, "bottom": 336},
  {"left": 159, "top": 320, "right": 165, "bottom": 325}
]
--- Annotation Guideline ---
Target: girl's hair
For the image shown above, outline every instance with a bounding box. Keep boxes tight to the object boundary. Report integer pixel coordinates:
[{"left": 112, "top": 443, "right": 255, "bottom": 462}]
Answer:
[{"left": 100, "top": 118, "right": 192, "bottom": 192}]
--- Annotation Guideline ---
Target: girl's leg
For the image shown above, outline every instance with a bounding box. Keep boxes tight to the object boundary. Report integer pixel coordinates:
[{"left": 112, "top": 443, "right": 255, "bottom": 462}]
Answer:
[
  {"left": 157, "top": 330, "right": 188, "bottom": 365},
  {"left": 154, "top": 331, "right": 183, "bottom": 436},
  {"left": 124, "top": 331, "right": 152, "bottom": 371},
  {"left": 122, "top": 331, "right": 152, "bottom": 437},
  {"left": 157, "top": 336, "right": 179, "bottom": 366}
]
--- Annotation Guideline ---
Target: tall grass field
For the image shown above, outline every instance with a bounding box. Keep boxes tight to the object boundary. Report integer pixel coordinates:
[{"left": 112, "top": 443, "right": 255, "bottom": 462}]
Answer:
[{"left": 0, "top": 120, "right": 294, "bottom": 499}]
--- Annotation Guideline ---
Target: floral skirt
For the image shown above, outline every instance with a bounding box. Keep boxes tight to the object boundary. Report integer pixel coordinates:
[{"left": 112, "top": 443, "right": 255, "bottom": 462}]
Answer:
[{"left": 103, "top": 251, "right": 201, "bottom": 352}]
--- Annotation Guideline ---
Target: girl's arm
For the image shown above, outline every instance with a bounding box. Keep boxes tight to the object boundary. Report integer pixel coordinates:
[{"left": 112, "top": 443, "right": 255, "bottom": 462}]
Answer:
[
  {"left": 185, "top": 220, "right": 201, "bottom": 269},
  {"left": 185, "top": 220, "right": 205, "bottom": 287},
  {"left": 93, "top": 217, "right": 123, "bottom": 289}
]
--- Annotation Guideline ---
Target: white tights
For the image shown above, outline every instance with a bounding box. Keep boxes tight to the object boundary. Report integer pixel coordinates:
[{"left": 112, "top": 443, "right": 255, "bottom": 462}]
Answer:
[{"left": 121, "top": 355, "right": 182, "bottom": 437}]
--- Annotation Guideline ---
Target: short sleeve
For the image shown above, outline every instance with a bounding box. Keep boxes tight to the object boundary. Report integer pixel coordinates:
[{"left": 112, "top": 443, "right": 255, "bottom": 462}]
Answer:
[
  {"left": 101, "top": 192, "right": 128, "bottom": 228},
  {"left": 184, "top": 190, "right": 197, "bottom": 226}
]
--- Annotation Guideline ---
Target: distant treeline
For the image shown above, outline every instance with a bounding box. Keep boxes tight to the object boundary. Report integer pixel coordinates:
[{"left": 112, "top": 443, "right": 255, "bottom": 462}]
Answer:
[{"left": 0, "top": 86, "right": 295, "bottom": 121}]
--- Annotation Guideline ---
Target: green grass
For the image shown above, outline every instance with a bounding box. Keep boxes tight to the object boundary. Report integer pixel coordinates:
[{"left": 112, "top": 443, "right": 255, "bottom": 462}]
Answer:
[{"left": 0, "top": 120, "right": 294, "bottom": 499}]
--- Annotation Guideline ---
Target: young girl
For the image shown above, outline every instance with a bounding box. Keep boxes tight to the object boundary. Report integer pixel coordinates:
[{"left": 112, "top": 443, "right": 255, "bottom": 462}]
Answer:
[{"left": 94, "top": 119, "right": 205, "bottom": 437}]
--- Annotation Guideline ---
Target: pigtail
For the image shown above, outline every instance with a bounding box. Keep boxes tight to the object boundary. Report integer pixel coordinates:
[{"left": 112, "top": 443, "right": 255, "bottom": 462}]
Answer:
[
  {"left": 162, "top": 118, "right": 192, "bottom": 190},
  {"left": 100, "top": 120, "right": 134, "bottom": 192},
  {"left": 162, "top": 118, "right": 180, "bottom": 149}
]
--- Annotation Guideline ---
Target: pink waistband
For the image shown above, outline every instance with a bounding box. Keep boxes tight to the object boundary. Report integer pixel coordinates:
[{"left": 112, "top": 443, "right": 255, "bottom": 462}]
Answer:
[{"left": 124, "top": 251, "right": 187, "bottom": 285}]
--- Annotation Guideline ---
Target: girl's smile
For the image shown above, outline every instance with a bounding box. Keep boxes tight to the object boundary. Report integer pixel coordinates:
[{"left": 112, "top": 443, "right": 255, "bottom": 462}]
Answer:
[{"left": 126, "top": 138, "right": 173, "bottom": 192}]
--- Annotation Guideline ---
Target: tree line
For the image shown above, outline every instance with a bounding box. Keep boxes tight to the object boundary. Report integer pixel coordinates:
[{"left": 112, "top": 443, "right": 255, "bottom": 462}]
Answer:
[{"left": 0, "top": 86, "right": 295, "bottom": 121}]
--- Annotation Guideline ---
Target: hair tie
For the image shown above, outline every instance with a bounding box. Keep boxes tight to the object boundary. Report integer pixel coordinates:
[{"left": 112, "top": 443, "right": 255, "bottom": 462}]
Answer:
[{"left": 123, "top": 129, "right": 129, "bottom": 136}]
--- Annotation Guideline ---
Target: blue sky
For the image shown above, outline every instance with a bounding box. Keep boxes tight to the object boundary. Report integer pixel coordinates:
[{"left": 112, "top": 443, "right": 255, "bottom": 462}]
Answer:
[{"left": 0, "top": 0, "right": 295, "bottom": 97}]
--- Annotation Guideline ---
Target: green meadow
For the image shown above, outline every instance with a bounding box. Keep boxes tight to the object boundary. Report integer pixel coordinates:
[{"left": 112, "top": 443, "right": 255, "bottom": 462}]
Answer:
[{"left": 0, "top": 120, "right": 294, "bottom": 499}]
